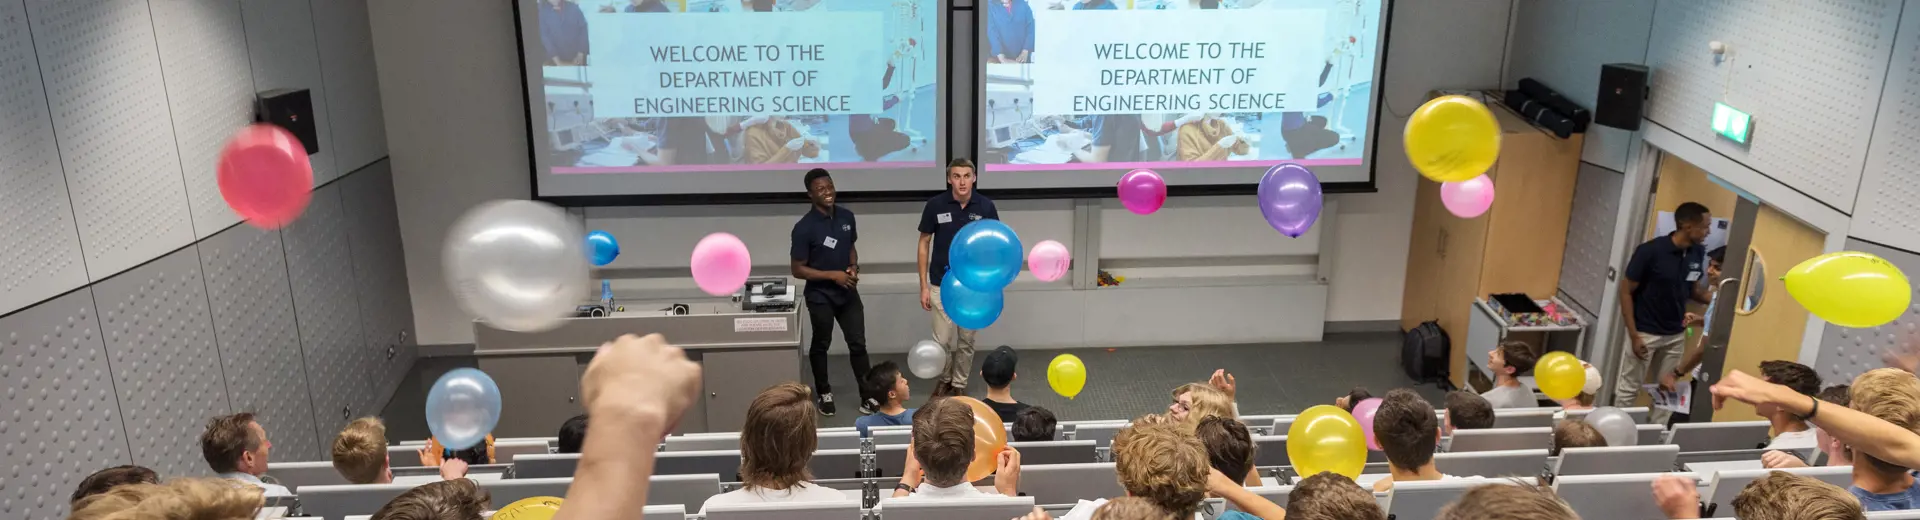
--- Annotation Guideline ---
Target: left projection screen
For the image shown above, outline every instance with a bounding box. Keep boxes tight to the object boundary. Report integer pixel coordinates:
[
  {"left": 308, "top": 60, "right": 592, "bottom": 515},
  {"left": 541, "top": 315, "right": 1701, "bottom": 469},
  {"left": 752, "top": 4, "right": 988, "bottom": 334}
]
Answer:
[{"left": 516, "top": 0, "right": 945, "bottom": 198}]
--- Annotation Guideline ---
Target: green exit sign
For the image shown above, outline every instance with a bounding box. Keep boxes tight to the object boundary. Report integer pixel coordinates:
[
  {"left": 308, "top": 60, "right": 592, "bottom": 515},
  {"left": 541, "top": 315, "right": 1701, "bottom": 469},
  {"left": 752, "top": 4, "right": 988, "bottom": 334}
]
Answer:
[{"left": 1712, "top": 102, "right": 1752, "bottom": 144}]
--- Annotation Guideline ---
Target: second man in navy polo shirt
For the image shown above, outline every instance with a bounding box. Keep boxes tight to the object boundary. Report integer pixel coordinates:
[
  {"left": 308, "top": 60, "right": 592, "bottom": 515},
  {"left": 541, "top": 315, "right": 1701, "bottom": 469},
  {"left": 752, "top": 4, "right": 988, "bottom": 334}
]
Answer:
[
  {"left": 1613, "top": 201, "right": 1713, "bottom": 424},
  {"left": 917, "top": 158, "right": 1000, "bottom": 397},
  {"left": 791, "top": 168, "right": 869, "bottom": 416}
]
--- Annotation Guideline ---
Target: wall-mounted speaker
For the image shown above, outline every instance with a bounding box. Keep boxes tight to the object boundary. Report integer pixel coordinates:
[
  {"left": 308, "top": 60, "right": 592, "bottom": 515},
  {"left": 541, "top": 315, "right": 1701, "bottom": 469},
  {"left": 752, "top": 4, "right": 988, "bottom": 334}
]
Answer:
[
  {"left": 256, "top": 88, "right": 318, "bottom": 155},
  {"left": 1595, "top": 63, "right": 1649, "bottom": 131}
]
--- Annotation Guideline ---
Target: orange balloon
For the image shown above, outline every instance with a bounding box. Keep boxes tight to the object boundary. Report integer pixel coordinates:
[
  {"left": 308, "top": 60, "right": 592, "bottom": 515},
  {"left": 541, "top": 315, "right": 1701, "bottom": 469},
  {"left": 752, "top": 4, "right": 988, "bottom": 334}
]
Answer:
[{"left": 948, "top": 396, "right": 1008, "bottom": 481}]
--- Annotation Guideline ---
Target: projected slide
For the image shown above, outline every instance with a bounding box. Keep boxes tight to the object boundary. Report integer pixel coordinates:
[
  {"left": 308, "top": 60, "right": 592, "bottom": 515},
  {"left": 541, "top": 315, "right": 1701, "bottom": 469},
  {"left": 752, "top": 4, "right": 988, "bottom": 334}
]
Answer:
[
  {"left": 980, "top": 0, "right": 1380, "bottom": 176},
  {"left": 526, "top": 0, "right": 939, "bottom": 175}
]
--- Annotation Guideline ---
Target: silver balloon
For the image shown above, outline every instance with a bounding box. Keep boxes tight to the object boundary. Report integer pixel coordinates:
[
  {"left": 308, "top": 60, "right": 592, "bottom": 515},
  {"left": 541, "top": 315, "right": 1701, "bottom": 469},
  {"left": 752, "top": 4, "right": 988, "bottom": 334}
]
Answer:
[
  {"left": 444, "top": 200, "right": 589, "bottom": 332},
  {"left": 907, "top": 339, "right": 948, "bottom": 380},
  {"left": 1584, "top": 406, "right": 1638, "bottom": 447}
]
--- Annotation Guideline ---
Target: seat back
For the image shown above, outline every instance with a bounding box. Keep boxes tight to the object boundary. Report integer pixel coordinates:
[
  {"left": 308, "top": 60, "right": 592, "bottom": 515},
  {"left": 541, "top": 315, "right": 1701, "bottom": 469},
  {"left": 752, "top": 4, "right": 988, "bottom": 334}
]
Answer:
[
  {"left": 1447, "top": 427, "right": 1552, "bottom": 452},
  {"left": 513, "top": 453, "right": 580, "bottom": 478},
  {"left": 879, "top": 496, "right": 1036, "bottom": 520},
  {"left": 705, "top": 500, "right": 860, "bottom": 520},
  {"left": 1021, "top": 463, "right": 1124, "bottom": 506},
  {"left": 387, "top": 445, "right": 422, "bottom": 467},
  {"left": 267, "top": 461, "right": 348, "bottom": 490},
  {"left": 477, "top": 477, "right": 570, "bottom": 506},
  {"left": 1563, "top": 407, "right": 1650, "bottom": 424},
  {"left": 664, "top": 434, "right": 741, "bottom": 452},
  {"left": 297, "top": 483, "right": 414, "bottom": 520},
  {"left": 817, "top": 431, "right": 864, "bottom": 451},
  {"left": 1492, "top": 408, "right": 1557, "bottom": 429},
  {"left": 1637, "top": 424, "right": 1668, "bottom": 446},
  {"left": 1553, "top": 472, "right": 1699, "bottom": 520},
  {"left": 656, "top": 450, "right": 744, "bottom": 478},
  {"left": 646, "top": 473, "right": 725, "bottom": 509},
  {"left": 1007, "top": 440, "right": 1098, "bottom": 465},
  {"left": 1667, "top": 421, "right": 1771, "bottom": 452},
  {"left": 1553, "top": 445, "right": 1680, "bottom": 476},
  {"left": 1386, "top": 478, "right": 1515, "bottom": 520},
  {"left": 1868, "top": 512, "right": 1920, "bottom": 519},
  {"left": 809, "top": 448, "right": 865, "bottom": 480},
  {"left": 643, "top": 504, "right": 689, "bottom": 520},
  {"left": 1223, "top": 485, "right": 1294, "bottom": 511},
  {"left": 1252, "top": 436, "right": 1289, "bottom": 467},
  {"left": 871, "top": 429, "right": 913, "bottom": 446},
  {"left": 1432, "top": 449, "right": 1549, "bottom": 479},
  {"left": 1070, "top": 423, "right": 1127, "bottom": 448},
  {"left": 495, "top": 440, "right": 552, "bottom": 462},
  {"left": 1676, "top": 449, "right": 1775, "bottom": 466},
  {"left": 1703, "top": 466, "right": 1852, "bottom": 516}
]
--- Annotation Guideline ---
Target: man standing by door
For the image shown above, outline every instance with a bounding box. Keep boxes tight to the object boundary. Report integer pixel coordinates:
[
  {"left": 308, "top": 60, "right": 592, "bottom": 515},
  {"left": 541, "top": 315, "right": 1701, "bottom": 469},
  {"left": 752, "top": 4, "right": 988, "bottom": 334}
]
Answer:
[
  {"left": 1614, "top": 201, "right": 1713, "bottom": 424},
  {"left": 918, "top": 159, "right": 1000, "bottom": 398},
  {"left": 792, "top": 168, "right": 869, "bottom": 416}
]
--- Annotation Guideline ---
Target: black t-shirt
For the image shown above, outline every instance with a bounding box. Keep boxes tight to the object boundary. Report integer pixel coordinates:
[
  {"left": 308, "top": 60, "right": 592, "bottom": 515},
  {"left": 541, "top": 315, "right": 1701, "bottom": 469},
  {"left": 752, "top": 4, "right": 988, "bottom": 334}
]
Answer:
[
  {"left": 791, "top": 206, "right": 858, "bottom": 304},
  {"left": 1625, "top": 233, "right": 1706, "bottom": 336},
  {"left": 918, "top": 191, "right": 1000, "bottom": 285},
  {"left": 985, "top": 399, "right": 1029, "bottom": 422}
]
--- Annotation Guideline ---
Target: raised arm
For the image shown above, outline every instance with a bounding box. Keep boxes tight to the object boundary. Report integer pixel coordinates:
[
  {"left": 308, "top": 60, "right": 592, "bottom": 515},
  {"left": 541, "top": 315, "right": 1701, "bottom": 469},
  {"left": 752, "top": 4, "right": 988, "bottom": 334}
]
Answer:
[
  {"left": 556, "top": 335, "right": 702, "bottom": 520},
  {"left": 1713, "top": 370, "right": 1920, "bottom": 469}
]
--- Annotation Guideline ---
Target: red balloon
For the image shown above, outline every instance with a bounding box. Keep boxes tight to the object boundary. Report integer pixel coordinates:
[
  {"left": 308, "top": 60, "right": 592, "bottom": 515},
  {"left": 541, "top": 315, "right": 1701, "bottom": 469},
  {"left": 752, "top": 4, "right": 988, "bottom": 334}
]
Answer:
[{"left": 218, "top": 124, "right": 313, "bottom": 229}]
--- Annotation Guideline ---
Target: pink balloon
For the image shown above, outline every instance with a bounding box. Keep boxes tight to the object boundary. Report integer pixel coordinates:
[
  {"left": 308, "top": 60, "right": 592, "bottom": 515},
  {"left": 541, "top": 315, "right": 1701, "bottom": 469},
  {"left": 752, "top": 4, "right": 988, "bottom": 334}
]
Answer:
[
  {"left": 218, "top": 124, "right": 314, "bottom": 229},
  {"left": 1027, "top": 240, "right": 1071, "bottom": 282},
  {"left": 1439, "top": 174, "right": 1495, "bottom": 218},
  {"left": 1117, "top": 169, "right": 1167, "bottom": 215},
  {"left": 690, "top": 233, "right": 752, "bottom": 296},
  {"left": 1352, "top": 397, "right": 1384, "bottom": 451}
]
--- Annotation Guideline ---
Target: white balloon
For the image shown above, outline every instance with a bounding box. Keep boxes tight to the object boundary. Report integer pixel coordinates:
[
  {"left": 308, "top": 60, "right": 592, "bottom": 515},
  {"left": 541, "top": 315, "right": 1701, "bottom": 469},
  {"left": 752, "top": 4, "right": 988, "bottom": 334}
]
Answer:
[
  {"left": 444, "top": 200, "right": 589, "bottom": 332},
  {"left": 907, "top": 340, "right": 948, "bottom": 380},
  {"left": 1584, "top": 406, "right": 1639, "bottom": 447}
]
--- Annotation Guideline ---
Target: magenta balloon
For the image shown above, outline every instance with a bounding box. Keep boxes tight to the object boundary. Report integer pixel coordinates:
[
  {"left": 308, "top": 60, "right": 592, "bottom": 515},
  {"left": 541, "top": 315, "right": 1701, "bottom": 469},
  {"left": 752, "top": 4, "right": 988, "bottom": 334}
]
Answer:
[
  {"left": 1117, "top": 169, "right": 1167, "bottom": 215},
  {"left": 1352, "top": 397, "right": 1384, "bottom": 451},
  {"left": 1257, "top": 163, "right": 1324, "bottom": 237}
]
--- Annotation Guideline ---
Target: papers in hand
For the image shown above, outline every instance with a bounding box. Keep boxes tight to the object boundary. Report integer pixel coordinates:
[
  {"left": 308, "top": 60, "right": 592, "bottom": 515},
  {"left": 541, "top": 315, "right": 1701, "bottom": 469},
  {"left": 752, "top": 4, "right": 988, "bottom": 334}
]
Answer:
[{"left": 1643, "top": 382, "right": 1693, "bottom": 414}]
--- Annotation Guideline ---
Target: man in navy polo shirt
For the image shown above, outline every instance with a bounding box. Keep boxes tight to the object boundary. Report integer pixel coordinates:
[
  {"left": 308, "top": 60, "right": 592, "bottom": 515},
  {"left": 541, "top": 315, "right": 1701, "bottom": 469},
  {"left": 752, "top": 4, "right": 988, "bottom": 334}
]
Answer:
[
  {"left": 1613, "top": 201, "right": 1713, "bottom": 424},
  {"left": 917, "top": 158, "right": 1000, "bottom": 397},
  {"left": 792, "top": 168, "right": 869, "bottom": 416}
]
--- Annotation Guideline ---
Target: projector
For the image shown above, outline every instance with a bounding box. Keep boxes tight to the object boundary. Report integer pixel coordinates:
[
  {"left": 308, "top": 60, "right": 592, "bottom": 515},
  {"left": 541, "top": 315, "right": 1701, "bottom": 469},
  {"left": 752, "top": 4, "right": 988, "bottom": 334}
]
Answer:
[{"left": 738, "top": 277, "right": 795, "bottom": 313}]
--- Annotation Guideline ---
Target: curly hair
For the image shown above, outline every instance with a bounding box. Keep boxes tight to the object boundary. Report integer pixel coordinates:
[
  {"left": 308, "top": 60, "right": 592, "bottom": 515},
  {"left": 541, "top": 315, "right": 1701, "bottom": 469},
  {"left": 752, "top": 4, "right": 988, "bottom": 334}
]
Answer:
[
  {"left": 333, "top": 417, "right": 389, "bottom": 484},
  {"left": 69, "top": 478, "right": 264, "bottom": 520},
  {"left": 1113, "top": 422, "right": 1209, "bottom": 517},
  {"left": 1731, "top": 471, "right": 1864, "bottom": 520},
  {"left": 1092, "top": 496, "right": 1177, "bottom": 520}
]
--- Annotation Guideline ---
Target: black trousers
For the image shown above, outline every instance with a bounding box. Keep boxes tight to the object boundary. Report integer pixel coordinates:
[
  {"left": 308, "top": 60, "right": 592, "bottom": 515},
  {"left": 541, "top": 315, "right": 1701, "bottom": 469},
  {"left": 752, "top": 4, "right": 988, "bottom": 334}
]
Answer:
[{"left": 807, "top": 294, "right": 870, "bottom": 396}]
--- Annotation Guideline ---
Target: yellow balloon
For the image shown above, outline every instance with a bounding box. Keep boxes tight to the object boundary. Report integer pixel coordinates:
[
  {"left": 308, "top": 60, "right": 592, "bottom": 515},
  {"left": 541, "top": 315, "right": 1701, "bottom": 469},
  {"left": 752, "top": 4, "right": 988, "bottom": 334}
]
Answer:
[
  {"left": 1784, "top": 251, "right": 1913, "bottom": 328},
  {"left": 1048, "top": 354, "right": 1087, "bottom": 399},
  {"left": 1286, "top": 405, "right": 1367, "bottom": 479},
  {"left": 1534, "top": 351, "right": 1586, "bottom": 401},
  {"left": 492, "top": 496, "right": 563, "bottom": 520},
  {"left": 1405, "top": 95, "right": 1501, "bottom": 183}
]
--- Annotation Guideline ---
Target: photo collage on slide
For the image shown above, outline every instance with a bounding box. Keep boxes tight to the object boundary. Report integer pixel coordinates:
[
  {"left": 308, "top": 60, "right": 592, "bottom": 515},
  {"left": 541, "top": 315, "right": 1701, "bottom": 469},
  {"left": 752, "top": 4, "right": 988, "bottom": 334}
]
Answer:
[
  {"left": 531, "top": 0, "right": 940, "bottom": 173},
  {"left": 981, "top": 0, "right": 1380, "bottom": 171}
]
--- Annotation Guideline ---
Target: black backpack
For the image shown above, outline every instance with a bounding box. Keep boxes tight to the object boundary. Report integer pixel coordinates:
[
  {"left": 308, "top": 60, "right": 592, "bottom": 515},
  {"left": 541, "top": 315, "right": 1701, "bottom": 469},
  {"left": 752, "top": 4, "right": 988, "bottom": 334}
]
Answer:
[{"left": 1402, "top": 321, "right": 1450, "bottom": 386}]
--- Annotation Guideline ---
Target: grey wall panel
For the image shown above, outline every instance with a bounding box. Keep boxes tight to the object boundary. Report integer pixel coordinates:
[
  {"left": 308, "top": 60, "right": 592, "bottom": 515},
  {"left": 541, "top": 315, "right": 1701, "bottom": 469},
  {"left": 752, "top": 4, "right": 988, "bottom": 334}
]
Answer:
[
  {"left": 312, "top": 0, "right": 388, "bottom": 172},
  {"left": 283, "top": 183, "right": 376, "bottom": 441},
  {"left": 200, "top": 223, "right": 324, "bottom": 462},
  {"left": 150, "top": 0, "right": 256, "bottom": 238},
  {"left": 240, "top": 0, "right": 338, "bottom": 184},
  {"left": 0, "top": 289, "right": 131, "bottom": 520},
  {"left": 93, "top": 245, "right": 232, "bottom": 479},
  {"left": 0, "top": 0, "right": 89, "bottom": 316},
  {"left": 26, "top": 0, "right": 195, "bottom": 280},
  {"left": 1558, "top": 163, "right": 1625, "bottom": 312},
  {"left": 1850, "top": 3, "right": 1920, "bottom": 253},
  {"left": 1816, "top": 239, "right": 1920, "bottom": 386},
  {"left": 342, "top": 161, "right": 416, "bottom": 403}
]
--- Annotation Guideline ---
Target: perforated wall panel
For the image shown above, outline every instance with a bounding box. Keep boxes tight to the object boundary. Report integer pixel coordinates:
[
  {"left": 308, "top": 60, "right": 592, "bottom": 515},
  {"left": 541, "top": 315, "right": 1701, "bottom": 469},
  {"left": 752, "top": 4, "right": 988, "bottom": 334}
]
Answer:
[
  {"left": 93, "top": 245, "right": 233, "bottom": 479},
  {"left": 1644, "top": 0, "right": 1899, "bottom": 211},
  {"left": 1558, "top": 163, "right": 1625, "bottom": 312},
  {"left": 342, "top": 161, "right": 416, "bottom": 402},
  {"left": 311, "top": 0, "right": 388, "bottom": 173},
  {"left": 26, "top": 0, "right": 195, "bottom": 280},
  {"left": 282, "top": 183, "right": 374, "bottom": 441},
  {"left": 199, "top": 224, "right": 323, "bottom": 462},
  {"left": 150, "top": 0, "right": 256, "bottom": 238},
  {"left": 1816, "top": 239, "right": 1920, "bottom": 386},
  {"left": 0, "top": 289, "right": 131, "bottom": 520},
  {"left": 1850, "top": 4, "right": 1920, "bottom": 253},
  {"left": 0, "top": 0, "right": 88, "bottom": 316},
  {"left": 240, "top": 0, "right": 338, "bottom": 184}
]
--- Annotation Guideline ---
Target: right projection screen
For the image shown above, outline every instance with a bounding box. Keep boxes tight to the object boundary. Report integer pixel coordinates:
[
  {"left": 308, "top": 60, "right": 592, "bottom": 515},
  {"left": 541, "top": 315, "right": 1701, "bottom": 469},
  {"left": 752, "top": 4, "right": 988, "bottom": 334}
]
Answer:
[{"left": 979, "top": 0, "right": 1386, "bottom": 188}]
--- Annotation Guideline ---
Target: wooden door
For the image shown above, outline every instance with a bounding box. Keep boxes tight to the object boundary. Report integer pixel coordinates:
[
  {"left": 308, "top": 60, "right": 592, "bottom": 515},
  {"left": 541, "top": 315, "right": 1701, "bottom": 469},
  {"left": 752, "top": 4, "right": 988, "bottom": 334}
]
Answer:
[{"left": 1717, "top": 205, "right": 1825, "bottom": 422}]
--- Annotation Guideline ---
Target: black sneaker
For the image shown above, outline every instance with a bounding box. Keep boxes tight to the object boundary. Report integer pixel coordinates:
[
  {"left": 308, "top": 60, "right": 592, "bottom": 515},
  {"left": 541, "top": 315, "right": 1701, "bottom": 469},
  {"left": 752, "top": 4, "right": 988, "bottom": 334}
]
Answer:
[
  {"left": 859, "top": 399, "right": 874, "bottom": 415},
  {"left": 817, "top": 392, "right": 837, "bottom": 416}
]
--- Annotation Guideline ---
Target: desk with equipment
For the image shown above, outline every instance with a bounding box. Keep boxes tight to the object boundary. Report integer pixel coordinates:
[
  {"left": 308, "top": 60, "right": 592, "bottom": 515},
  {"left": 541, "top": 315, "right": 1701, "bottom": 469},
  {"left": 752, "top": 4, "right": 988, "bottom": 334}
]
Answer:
[{"left": 472, "top": 277, "right": 801, "bottom": 435}]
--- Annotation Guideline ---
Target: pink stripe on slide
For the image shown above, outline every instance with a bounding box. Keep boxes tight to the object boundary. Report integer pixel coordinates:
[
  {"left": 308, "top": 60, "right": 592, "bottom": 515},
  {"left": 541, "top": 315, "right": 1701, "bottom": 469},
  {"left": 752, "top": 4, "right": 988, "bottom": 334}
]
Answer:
[
  {"left": 986, "top": 159, "right": 1364, "bottom": 172},
  {"left": 553, "top": 161, "right": 939, "bottom": 174}
]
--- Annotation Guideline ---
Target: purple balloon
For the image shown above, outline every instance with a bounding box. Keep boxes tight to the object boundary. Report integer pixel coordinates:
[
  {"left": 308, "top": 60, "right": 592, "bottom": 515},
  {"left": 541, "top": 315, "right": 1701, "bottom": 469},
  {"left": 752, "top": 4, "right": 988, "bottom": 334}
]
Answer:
[{"left": 1258, "top": 163, "right": 1324, "bottom": 237}]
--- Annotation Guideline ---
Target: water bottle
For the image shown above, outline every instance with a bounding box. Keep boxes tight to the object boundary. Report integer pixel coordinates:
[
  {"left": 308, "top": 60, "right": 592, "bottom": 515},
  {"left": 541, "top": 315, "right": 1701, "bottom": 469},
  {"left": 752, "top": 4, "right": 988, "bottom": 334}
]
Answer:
[{"left": 600, "top": 280, "right": 614, "bottom": 311}]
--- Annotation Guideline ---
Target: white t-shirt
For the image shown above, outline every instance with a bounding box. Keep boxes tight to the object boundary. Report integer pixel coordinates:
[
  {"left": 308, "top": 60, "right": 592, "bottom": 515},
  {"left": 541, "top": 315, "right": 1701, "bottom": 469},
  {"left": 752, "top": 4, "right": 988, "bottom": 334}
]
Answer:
[
  {"left": 1767, "top": 429, "right": 1819, "bottom": 451},
  {"left": 1481, "top": 385, "right": 1537, "bottom": 409},
  {"left": 898, "top": 482, "right": 1001, "bottom": 499},
  {"left": 699, "top": 482, "right": 848, "bottom": 513}
]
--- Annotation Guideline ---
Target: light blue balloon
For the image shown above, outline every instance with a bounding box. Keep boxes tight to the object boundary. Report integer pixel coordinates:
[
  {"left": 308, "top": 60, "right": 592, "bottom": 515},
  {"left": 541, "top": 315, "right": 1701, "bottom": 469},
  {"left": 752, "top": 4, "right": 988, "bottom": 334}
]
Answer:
[
  {"left": 586, "top": 230, "right": 620, "bottom": 267},
  {"left": 425, "top": 368, "right": 502, "bottom": 450},
  {"left": 940, "top": 272, "right": 1004, "bottom": 330},
  {"left": 947, "top": 219, "right": 1023, "bottom": 291}
]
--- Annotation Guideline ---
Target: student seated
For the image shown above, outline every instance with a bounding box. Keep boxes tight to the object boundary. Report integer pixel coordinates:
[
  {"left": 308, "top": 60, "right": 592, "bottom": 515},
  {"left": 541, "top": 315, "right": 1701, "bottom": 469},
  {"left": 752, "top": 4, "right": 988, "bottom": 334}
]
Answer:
[
  {"left": 1654, "top": 470, "right": 1865, "bottom": 519},
  {"left": 1443, "top": 390, "right": 1495, "bottom": 435},
  {"left": 1440, "top": 483, "right": 1578, "bottom": 520},
  {"left": 857, "top": 361, "right": 917, "bottom": 437},
  {"left": 199, "top": 412, "right": 291, "bottom": 497},
  {"left": 1550, "top": 419, "right": 1607, "bottom": 456},
  {"left": 1169, "top": 383, "right": 1234, "bottom": 427},
  {"left": 1090, "top": 496, "right": 1177, "bottom": 520},
  {"left": 1334, "top": 387, "right": 1374, "bottom": 413},
  {"left": 1553, "top": 363, "right": 1603, "bottom": 413},
  {"left": 337, "top": 417, "right": 468, "bottom": 484},
  {"left": 1764, "top": 384, "right": 1851, "bottom": 468},
  {"left": 371, "top": 478, "right": 492, "bottom": 520},
  {"left": 982, "top": 346, "right": 1030, "bottom": 419},
  {"left": 557, "top": 414, "right": 588, "bottom": 454},
  {"left": 69, "top": 478, "right": 264, "bottom": 520},
  {"left": 1287, "top": 472, "right": 1387, "bottom": 520},
  {"left": 1756, "top": 360, "right": 1823, "bottom": 450},
  {"left": 1195, "top": 415, "right": 1263, "bottom": 486},
  {"left": 701, "top": 383, "right": 847, "bottom": 510},
  {"left": 421, "top": 434, "right": 495, "bottom": 466},
  {"left": 1483, "top": 341, "right": 1540, "bottom": 409},
  {"left": 1371, "top": 389, "right": 1466, "bottom": 492},
  {"left": 892, "top": 397, "right": 1022, "bottom": 498},
  {"left": 1012, "top": 406, "right": 1058, "bottom": 442},
  {"left": 1841, "top": 369, "right": 1920, "bottom": 511},
  {"left": 70, "top": 465, "right": 158, "bottom": 505},
  {"left": 1061, "top": 420, "right": 1286, "bottom": 520}
]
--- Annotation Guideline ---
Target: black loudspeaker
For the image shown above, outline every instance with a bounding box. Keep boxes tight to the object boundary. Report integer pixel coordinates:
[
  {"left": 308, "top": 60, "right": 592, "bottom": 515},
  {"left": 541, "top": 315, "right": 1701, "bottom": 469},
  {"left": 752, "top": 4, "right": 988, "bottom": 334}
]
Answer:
[
  {"left": 257, "top": 88, "right": 318, "bottom": 155},
  {"left": 1595, "top": 63, "right": 1649, "bottom": 131}
]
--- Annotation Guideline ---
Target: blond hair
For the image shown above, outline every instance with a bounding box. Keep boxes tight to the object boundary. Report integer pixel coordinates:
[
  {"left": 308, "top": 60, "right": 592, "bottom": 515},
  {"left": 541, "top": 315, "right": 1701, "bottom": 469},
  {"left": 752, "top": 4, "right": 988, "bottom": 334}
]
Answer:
[
  {"left": 371, "top": 478, "right": 492, "bottom": 520},
  {"left": 1172, "top": 383, "right": 1234, "bottom": 426},
  {"left": 1437, "top": 482, "right": 1578, "bottom": 520},
  {"left": 1849, "top": 368, "right": 1920, "bottom": 474},
  {"left": 1112, "top": 422, "right": 1209, "bottom": 517},
  {"left": 69, "top": 478, "right": 264, "bottom": 520},
  {"left": 333, "top": 417, "right": 389, "bottom": 484},
  {"left": 740, "top": 383, "right": 817, "bottom": 490},
  {"left": 1731, "top": 471, "right": 1864, "bottom": 520},
  {"left": 1091, "top": 497, "right": 1177, "bottom": 520}
]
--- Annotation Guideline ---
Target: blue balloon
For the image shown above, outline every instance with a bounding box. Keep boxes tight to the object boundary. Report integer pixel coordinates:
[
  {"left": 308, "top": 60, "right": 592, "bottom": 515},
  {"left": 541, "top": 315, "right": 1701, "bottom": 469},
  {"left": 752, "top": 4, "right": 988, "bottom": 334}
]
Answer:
[
  {"left": 940, "top": 272, "right": 1005, "bottom": 330},
  {"left": 586, "top": 230, "right": 620, "bottom": 266},
  {"left": 947, "top": 219, "right": 1023, "bottom": 291},
  {"left": 425, "top": 368, "right": 502, "bottom": 450}
]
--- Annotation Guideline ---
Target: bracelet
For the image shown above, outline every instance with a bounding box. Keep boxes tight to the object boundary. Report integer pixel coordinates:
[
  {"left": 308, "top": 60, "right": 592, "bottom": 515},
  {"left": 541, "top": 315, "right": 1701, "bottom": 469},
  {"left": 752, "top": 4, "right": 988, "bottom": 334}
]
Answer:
[
  {"left": 1801, "top": 395, "right": 1820, "bottom": 421},
  {"left": 895, "top": 483, "right": 915, "bottom": 493}
]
